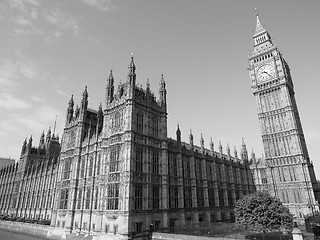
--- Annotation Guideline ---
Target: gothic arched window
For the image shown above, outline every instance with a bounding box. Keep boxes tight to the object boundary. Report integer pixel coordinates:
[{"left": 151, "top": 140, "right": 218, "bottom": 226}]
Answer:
[
  {"left": 137, "top": 111, "right": 143, "bottom": 134},
  {"left": 152, "top": 116, "right": 158, "bottom": 138}
]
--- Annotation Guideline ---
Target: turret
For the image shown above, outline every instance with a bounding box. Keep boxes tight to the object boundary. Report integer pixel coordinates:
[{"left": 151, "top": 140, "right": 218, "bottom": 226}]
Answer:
[
  {"left": 146, "top": 79, "right": 150, "bottom": 92},
  {"left": 97, "top": 103, "right": 103, "bottom": 134},
  {"left": 189, "top": 130, "right": 194, "bottom": 150},
  {"left": 128, "top": 54, "right": 136, "bottom": 86},
  {"left": 251, "top": 149, "right": 256, "bottom": 164},
  {"left": 176, "top": 124, "right": 181, "bottom": 143},
  {"left": 81, "top": 86, "right": 88, "bottom": 111},
  {"left": 218, "top": 140, "right": 223, "bottom": 158},
  {"left": 46, "top": 128, "right": 51, "bottom": 144},
  {"left": 210, "top": 137, "right": 214, "bottom": 154},
  {"left": 21, "top": 138, "right": 27, "bottom": 155},
  {"left": 159, "top": 74, "right": 167, "bottom": 106},
  {"left": 226, "top": 144, "right": 231, "bottom": 160},
  {"left": 241, "top": 138, "right": 248, "bottom": 162},
  {"left": 67, "top": 95, "right": 74, "bottom": 123},
  {"left": 27, "top": 136, "right": 33, "bottom": 150},
  {"left": 39, "top": 131, "right": 45, "bottom": 149},
  {"left": 234, "top": 146, "right": 238, "bottom": 160},
  {"left": 106, "top": 70, "right": 114, "bottom": 103},
  {"left": 200, "top": 134, "right": 204, "bottom": 153}
]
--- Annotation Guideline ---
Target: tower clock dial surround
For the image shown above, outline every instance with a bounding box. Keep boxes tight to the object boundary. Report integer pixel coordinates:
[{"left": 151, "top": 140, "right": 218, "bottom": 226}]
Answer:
[{"left": 256, "top": 64, "right": 275, "bottom": 82}]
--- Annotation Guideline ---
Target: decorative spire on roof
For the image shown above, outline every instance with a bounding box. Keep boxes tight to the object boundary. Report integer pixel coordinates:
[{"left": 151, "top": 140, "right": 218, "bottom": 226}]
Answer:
[
  {"left": 129, "top": 53, "right": 136, "bottom": 75},
  {"left": 200, "top": 133, "right": 204, "bottom": 148},
  {"left": 218, "top": 140, "right": 223, "bottom": 156},
  {"left": 27, "top": 135, "right": 33, "bottom": 149},
  {"left": 176, "top": 124, "right": 181, "bottom": 142},
  {"left": 39, "top": 131, "right": 45, "bottom": 149},
  {"left": 146, "top": 79, "right": 150, "bottom": 91},
  {"left": 254, "top": 9, "right": 266, "bottom": 36},
  {"left": 69, "top": 95, "right": 74, "bottom": 108},
  {"left": 82, "top": 86, "right": 88, "bottom": 101},
  {"left": 21, "top": 138, "right": 27, "bottom": 154},
  {"left": 159, "top": 74, "right": 167, "bottom": 106},
  {"left": 210, "top": 137, "right": 214, "bottom": 152},
  {"left": 189, "top": 129, "right": 194, "bottom": 148},
  {"left": 234, "top": 146, "right": 238, "bottom": 159}
]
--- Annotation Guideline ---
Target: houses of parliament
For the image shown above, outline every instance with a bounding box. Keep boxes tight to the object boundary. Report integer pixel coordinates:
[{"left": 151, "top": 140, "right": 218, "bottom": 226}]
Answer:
[{"left": 0, "top": 14, "right": 319, "bottom": 237}]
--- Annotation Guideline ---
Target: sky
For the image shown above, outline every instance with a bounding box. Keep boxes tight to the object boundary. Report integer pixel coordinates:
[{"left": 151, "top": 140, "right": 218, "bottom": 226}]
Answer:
[{"left": 1, "top": 0, "right": 320, "bottom": 176}]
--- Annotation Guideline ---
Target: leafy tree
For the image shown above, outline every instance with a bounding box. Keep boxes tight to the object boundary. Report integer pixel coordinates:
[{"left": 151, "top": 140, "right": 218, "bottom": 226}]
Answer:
[{"left": 234, "top": 191, "right": 293, "bottom": 233}]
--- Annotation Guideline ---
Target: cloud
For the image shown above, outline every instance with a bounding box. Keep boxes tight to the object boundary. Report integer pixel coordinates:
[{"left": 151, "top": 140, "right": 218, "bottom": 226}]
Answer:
[
  {"left": 8, "top": 0, "right": 40, "bottom": 12},
  {"left": 0, "top": 93, "right": 31, "bottom": 110},
  {"left": 17, "top": 60, "right": 40, "bottom": 79},
  {"left": 42, "top": 8, "right": 79, "bottom": 35},
  {"left": 3, "top": 1, "right": 80, "bottom": 42},
  {"left": 80, "top": 0, "right": 116, "bottom": 12},
  {"left": 0, "top": 60, "right": 19, "bottom": 80}
]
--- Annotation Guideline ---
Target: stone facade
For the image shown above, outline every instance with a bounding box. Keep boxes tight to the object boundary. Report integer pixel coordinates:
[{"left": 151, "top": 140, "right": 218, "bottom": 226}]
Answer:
[
  {"left": 50, "top": 56, "right": 255, "bottom": 236},
  {"left": 0, "top": 130, "right": 60, "bottom": 220},
  {"left": 248, "top": 14, "right": 320, "bottom": 221}
]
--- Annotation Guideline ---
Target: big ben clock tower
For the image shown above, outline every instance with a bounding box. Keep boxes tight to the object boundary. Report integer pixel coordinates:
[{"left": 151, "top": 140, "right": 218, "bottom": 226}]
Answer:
[{"left": 248, "top": 13, "right": 320, "bottom": 221}]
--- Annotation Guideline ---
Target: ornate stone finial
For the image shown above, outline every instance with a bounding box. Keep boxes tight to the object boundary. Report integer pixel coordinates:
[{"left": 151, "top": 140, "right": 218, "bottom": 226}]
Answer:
[
  {"left": 27, "top": 135, "right": 33, "bottom": 149},
  {"left": 159, "top": 74, "right": 166, "bottom": 106},
  {"left": 176, "top": 124, "right": 181, "bottom": 142},
  {"left": 129, "top": 53, "right": 136, "bottom": 74},
  {"left": 108, "top": 70, "right": 114, "bottom": 84},
  {"left": 218, "top": 140, "right": 223, "bottom": 155},
  {"left": 189, "top": 129, "right": 194, "bottom": 147},
  {"left": 69, "top": 95, "right": 74, "bottom": 107},
  {"left": 146, "top": 79, "right": 150, "bottom": 91},
  {"left": 39, "top": 131, "right": 45, "bottom": 148},
  {"left": 226, "top": 143, "right": 231, "bottom": 158},
  {"left": 22, "top": 138, "right": 27, "bottom": 153},
  {"left": 254, "top": 10, "right": 266, "bottom": 36},
  {"left": 82, "top": 85, "right": 88, "bottom": 100},
  {"left": 234, "top": 146, "right": 238, "bottom": 159},
  {"left": 46, "top": 127, "right": 51, "bottom": 142},
  {"left": 210, "top": 137, "right": 214, "bottom": 152},
  {"left": 200, "top": 133, "right": 204, "bottom": 148}
]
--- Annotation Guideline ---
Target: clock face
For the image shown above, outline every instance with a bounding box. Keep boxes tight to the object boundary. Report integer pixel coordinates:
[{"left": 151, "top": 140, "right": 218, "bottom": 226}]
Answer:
[{"left": 257, "top": 64, "right": 275, "bottom": 82}]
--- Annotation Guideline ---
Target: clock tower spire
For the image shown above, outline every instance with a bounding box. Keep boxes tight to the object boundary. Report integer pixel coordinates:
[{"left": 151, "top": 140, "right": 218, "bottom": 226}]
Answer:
[{"left": 248, "top": 13, "right": 319, "bottom": 223}]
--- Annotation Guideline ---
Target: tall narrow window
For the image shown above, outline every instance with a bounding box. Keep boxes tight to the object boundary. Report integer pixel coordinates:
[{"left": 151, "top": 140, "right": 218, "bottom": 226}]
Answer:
[
  {"left": 197, "top": 188, "right": 204, "bottom": 207},
  {"left": 88, "top": 155, "right": 94, "bottom": 177},
  {"left": 109, "top": 145, "right": 120, "bottom": 172},
  {"left": 85, "top": 188, "right": 91, "bottom": 209},
  {"left": 94, "top": 187, "right": 99, "bottom": 209},
  {"left": 184, "top": 187, "right": 192, "bottom": 208},
  {"left": 96, "top": 154, "right": 101, "bottom": 176},
  {"left": 63, "top": 159, "right": 71, "bottom": 180},
  {"left": 136, "top": 146, "right": 143, "bottom": 172},
  {"left": 134, "top": 184, "right": 143, "bottom": 210},
  {"left": 152, "top": 185, "right": 160, "bottom": 209},
  {"left": 206, "top": 164, "right": 212, "bottom": 181},
  {"left": 208, "top": 188, "right": 215, "bottom": 207},
  {"left": 169, "top": 186, "right": 179, "bottom": 209},
  {"left": 59, "top": 189, "right": 68, "bottom": 209},
  {"left": 107, "top": 183, "right": 119, "bottom": 210},
  {"left": 152, "top": 149, "right": 159, "bottom": 174},
  {"left": 183, "top": 157, "right": 191, "bottom": 179},
  {"left": 80, "top": 158, "right": 85, "bottom": 178},
  {"left": 137, "top": 111, "right": 144, "bottom": 134},
  {"left": 152, "top": 117, "right": 158, "bottom": 137},
  {"left": 77, "top": 188, "right": 82, "bottom": 209},
  {"left": 169, "top": 154, "right": 178, "bottom": 176}
]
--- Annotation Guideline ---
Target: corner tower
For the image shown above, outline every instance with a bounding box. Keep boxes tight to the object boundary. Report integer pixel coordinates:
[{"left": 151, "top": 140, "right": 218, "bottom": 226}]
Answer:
[{"left": 248, "top": 13, "right": 319, "bottom": 220}]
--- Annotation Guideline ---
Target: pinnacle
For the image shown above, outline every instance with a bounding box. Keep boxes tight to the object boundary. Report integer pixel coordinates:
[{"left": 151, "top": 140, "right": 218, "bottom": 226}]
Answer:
[{"left": 254, "top": 13, "right": 266, "bottom": 36}]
